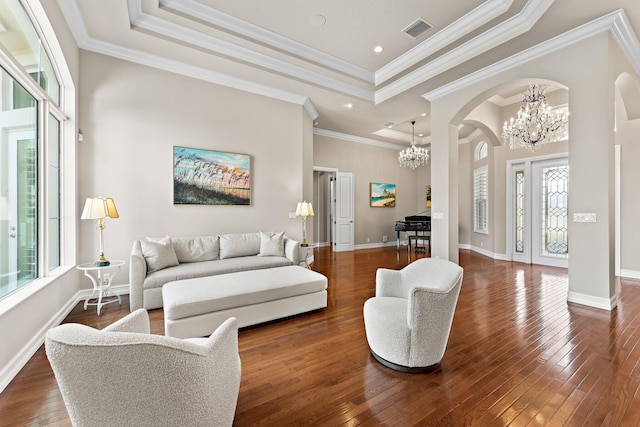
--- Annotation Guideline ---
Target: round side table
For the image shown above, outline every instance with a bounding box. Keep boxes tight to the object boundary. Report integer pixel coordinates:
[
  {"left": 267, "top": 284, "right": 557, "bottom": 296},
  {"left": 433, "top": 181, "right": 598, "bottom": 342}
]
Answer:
[{"left": 77, "top": 260, "right": 124, "bottom": 315}]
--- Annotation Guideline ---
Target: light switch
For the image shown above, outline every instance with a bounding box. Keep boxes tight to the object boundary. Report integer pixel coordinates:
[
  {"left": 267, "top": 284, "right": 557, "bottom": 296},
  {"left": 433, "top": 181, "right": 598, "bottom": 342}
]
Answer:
[
  {"left": 289, "top": 212, "right": 297, "bottom": 219},
  {"left": 573, "top": 213, "right": 596, "bottom": 223}
]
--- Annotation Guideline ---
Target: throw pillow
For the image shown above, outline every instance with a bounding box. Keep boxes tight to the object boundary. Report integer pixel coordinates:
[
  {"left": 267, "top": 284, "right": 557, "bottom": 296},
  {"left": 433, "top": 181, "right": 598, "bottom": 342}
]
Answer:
[
  {"left": 171, "top": 235, "right": 220, "bottom": 263},
  {"left": 258, "top": 231, "right": 285, "bottom": 257},
  {"left": 140, "top": 236, "right": 179, "bottom": 273},
  {"left": 219, "top": 233, "right": 261, "bottom": 259}
]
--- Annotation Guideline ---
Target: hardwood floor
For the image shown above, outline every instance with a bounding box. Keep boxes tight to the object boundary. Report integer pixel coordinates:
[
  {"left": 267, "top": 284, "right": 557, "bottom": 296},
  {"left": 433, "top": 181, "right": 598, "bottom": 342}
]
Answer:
[{"left": 2, "top": 247, "right": 640, "bottom": 426}]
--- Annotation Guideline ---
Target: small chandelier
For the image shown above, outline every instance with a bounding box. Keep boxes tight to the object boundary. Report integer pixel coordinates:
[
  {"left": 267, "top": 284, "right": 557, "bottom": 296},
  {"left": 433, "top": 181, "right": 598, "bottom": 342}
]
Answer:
[
  {"left": 502, "top": 84, "right": 568, "bottom": 151},
  {"left": 399, "top": 121, "right": 429, "bottom": 169}
]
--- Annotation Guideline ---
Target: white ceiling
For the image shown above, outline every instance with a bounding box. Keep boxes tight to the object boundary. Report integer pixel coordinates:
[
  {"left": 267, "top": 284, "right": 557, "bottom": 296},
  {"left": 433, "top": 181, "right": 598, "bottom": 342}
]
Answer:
[{"left": 55, "top": 0, "right": 640, "bottom": 147}]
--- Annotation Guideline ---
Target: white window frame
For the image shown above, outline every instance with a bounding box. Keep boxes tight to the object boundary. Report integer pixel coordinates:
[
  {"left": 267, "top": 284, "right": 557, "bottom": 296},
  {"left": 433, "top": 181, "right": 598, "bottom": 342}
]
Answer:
[{"left": 475, "top": 141, "right": 488, "bottom": 161}]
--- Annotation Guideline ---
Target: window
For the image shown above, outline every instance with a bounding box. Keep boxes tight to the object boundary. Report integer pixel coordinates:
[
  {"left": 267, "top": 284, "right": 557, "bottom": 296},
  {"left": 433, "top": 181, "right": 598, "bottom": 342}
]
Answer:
[
  {"left": 474, "top": 166, "right": 488, "bottom": 234},
  {"left": 0, "top": 0, "right": 65, "bottom": 300},
  {"left": 475, "top": 141, "right": 488, "bottom": 161}
]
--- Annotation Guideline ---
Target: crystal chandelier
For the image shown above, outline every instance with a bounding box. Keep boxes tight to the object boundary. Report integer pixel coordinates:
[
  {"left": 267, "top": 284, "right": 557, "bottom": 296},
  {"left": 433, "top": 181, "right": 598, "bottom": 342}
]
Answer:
[
  {"left": 502, "top": 84, "right": 568, "bottom": 151},
  {"left": 399, "top": 121, "right": 429, "bottom": 169}
]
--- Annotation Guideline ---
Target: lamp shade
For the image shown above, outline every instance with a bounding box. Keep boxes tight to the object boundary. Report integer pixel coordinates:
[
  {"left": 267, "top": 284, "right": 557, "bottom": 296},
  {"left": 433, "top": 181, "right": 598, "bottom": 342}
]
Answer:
[
  {"left": 81, "top": 197, "right": 119, "bottom": 220},
  {"left": 296, "top": 201, "right": 314, "bottom": 217}
]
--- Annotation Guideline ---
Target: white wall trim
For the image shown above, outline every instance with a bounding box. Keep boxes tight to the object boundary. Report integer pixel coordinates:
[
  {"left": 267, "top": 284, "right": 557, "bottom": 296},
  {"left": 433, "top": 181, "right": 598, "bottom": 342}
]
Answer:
[
  {"left": 314, "top": 128, "right": 406, "bottom": 150},
  {"left": 460, "top": 244, "right": 509, "bottom": 261},
  {"left": 424, "top": 9, "right": 638, "bottom": 101},
  {"left": 378, "top": 0, "right": 555, "bottom": 104},
  {"left": 159, "top": 0, "right": 373, "bottom": 83},
  {"left": 620, "top": 269, "right": 640, "bottom": 280},
  {"left": 0, "top": 284, "right": 130, "bottom": 394},
  {"left": 57, "top": 0, "right": 321, "bottom": 112},
  {"left": 125, "top": 0, "right": 373, "bottom": 102},
  {"left": 354, "top": 241, "right": 405, "bottom": 251},
  {"left": 375, "top": 0, "right": 515, "bottom": 85},
  {"left": 567, "top": 291, "right": 617, "bottom": 311}
]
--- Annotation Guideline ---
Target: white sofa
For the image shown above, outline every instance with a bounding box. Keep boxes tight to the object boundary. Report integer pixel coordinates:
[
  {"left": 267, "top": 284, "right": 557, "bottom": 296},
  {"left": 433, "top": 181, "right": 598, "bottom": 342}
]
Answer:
[{"left": 130, "top": 231, "right": 300, "bottom": 311}]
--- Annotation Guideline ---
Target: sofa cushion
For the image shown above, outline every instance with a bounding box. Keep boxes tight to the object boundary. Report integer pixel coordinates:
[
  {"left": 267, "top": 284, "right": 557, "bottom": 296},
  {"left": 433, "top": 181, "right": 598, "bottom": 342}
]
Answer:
[
  {"left": 141, "top": 237, "right": 179, "bottom": 273},
  {"left": 171, "top": 236, "right": 220, "bottom": 263},
  {"left": 258, "top": 231, "right": 285, "bottom": 257},
  {"left": 143, "top": 256, "right": 293, "bottom": 290},
  {"left": 219, "top": 233, "right": 260, "bottom": 259}
]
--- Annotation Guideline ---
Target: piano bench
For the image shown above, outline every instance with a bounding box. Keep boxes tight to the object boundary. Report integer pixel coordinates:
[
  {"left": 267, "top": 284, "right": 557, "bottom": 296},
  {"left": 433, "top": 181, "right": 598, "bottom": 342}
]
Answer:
[{"left": 408, "top": 234, "right": 431, "bottom": 255}]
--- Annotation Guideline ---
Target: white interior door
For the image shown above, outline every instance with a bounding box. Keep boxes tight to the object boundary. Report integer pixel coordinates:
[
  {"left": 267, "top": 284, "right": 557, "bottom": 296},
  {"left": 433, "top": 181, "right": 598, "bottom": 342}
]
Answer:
[
  {"left": 509, "top": 156, "right": 569, "bottom": 268},
  {"left": 334, "top": 172, "right": 354, "bottom": 252}
]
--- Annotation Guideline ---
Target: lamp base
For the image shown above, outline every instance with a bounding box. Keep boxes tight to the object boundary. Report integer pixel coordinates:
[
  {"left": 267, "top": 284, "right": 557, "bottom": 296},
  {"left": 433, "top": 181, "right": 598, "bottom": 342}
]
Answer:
[{"left": 95, "top": 253, "right": 110, "bottom": 267}]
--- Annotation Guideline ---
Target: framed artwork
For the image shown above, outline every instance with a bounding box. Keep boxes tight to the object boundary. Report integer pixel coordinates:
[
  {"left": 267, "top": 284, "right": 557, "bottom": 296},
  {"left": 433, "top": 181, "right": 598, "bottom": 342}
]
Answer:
[
  {"left": 426, "top": 185, "right": 431, "bottom": 208},
  {"left": 173, "top": 146, "right": 251, "bottom": 205},
  {"left": 370, "top": 182, "right": 396, "bottom": 207}
]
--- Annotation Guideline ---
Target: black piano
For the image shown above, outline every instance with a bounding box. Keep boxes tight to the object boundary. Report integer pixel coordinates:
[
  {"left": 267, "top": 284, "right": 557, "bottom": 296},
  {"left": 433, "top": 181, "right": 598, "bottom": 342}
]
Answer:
[{"left": 395, "top": 213, "right": 431, "bottom": 253}]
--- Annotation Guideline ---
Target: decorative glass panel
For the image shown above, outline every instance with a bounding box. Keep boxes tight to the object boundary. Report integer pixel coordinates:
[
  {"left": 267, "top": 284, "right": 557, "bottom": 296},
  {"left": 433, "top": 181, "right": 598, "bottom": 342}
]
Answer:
[
  {"left": 515, "top": 170, "right": 525, "bottom": 253},
  {"left": 541, "top": 165, "right": 569, "bottom": 256}
]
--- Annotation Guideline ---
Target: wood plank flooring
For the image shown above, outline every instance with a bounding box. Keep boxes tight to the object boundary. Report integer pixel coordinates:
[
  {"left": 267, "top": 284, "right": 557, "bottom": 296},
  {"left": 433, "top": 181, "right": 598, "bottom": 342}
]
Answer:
[{"left": 2, "top": 247, "right": 640, "bottom": 426}]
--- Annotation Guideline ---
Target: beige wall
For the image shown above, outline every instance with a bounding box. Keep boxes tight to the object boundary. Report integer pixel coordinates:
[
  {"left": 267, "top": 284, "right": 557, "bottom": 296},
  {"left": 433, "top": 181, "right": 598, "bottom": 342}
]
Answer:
[
  {"left": 313, "top": 135, "right": 430, "bottom": 247},
  {"left": 78, "top": 51, "right": 310, "bottom": 285}
]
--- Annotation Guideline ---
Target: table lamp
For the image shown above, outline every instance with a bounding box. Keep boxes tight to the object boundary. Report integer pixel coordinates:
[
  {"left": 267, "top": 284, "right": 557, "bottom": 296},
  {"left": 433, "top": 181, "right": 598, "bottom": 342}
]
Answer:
[
  {"left": 81, "top": 197, "right": 119, "bottom": 267},
  {"left": 296, "top": 201, "right": 314, "bottom": 247}
]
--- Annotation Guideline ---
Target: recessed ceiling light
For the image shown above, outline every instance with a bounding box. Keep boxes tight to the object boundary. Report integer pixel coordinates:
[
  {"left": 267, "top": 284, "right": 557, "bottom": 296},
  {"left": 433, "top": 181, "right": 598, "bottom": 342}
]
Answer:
[
  {"left": 345, "top": 103, "right": 353, "bottom": 109},
  {"left": 421, "top": 112, "right": 427, "bottom": 116},
  {"left": 310, "top": 15, "right": 326, "bottom": 26},
  {"left": 419, "top": 133, "right": 424, "bottom": 137},
  {"left": 374, "top": 45, "right": 384, "bottom": 53}
]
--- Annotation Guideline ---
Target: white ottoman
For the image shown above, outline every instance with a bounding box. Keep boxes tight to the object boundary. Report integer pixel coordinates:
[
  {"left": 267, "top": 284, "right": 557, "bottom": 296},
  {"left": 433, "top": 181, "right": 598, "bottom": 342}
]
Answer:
[{"left": 162, "top": 265, "right": 328, "bottom": 338}]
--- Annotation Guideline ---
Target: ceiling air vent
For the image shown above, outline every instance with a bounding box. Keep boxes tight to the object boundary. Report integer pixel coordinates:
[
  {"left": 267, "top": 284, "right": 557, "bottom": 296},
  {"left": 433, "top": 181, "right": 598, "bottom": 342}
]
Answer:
[{"left": 402, "top": 18, "right": 433, "bottom": 39}]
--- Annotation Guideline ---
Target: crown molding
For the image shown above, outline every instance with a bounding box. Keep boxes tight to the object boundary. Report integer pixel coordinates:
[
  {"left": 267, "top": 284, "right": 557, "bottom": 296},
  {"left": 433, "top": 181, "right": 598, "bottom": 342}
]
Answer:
[
  {"left": 303, "top": 98, "right": 319, "bottom": 120},
  {"left": 375, "top": 0, "right": 514, "bottom": 86},
  {"left": 57, "top": 0, "right": 319, "bottom": 117},
  {"left": 314, "top": 128, "right": 406, "bottom": 150},
  {"left": 423, "top": 9, "right": 636, "bottom": 101},
  {"left": 126, "top": 0, "right": 373, "bottom": 102},
  {"left": 371, "top": 128, "right": 431, "bottom": 145},
  {"left": 376, "top": 0, "right": 555, "bottom": 104},
  {"left": 160, "top": 0, "right": 374, "bottom": 83}
]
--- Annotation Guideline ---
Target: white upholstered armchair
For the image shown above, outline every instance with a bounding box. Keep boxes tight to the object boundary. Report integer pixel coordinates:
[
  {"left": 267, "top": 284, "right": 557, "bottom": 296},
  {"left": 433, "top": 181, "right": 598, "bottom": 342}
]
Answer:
[
  {"left": 363, "top": 258, "right": 463, "bottom": 373},
  {"left": 45, "top": 309, "right": 241, "bottom": 427}
]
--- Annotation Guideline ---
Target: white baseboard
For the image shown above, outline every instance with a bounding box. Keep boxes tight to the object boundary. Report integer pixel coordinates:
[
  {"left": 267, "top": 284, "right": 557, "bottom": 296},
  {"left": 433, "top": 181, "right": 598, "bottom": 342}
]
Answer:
[
  {"left": 567, "top": 291, "right": 617, "bottom": 311},
  {"left": 0, "top": 284, "right": 130, "bottom": 394},
  {"left": 462, "top": 244, "right": 509, "bottom": 261},
  {"left": 620, "top": 269, "right": 640, "bottom": 280},
  {"left": 354, "top": 241, "right": 405, "bottom": 251}
]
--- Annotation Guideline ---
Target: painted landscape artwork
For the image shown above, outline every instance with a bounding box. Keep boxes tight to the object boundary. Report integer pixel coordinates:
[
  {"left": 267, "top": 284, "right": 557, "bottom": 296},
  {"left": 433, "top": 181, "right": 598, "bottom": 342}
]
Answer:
[
  {"left": 173, "top": 146, "right": 251, "bottom": 205},
  {"left": 370, "top": 182, "right": 396, "bottom": 207}
]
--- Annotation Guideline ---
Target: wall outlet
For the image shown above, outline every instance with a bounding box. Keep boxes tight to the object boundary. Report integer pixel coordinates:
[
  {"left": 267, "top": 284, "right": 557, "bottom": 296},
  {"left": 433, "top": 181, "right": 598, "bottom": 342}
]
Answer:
[
  {"left": 432, "top": 212, "right": 444, "bottom": 219},
  {"left": 367, "top": 237, "right": 370, "bottom": 243},
  {"left": 382, "top": 235, "right": 388, "bottom": 243},
  {"left": 289, "top": 212, "right": 297, "bottom": 219},
  {"left": 103, "top": 273, "right": 110, "bottom": 283}
]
